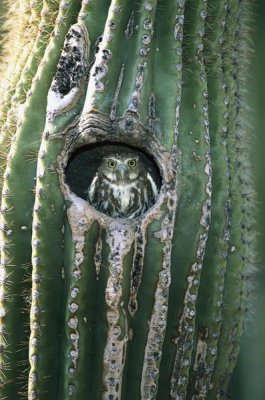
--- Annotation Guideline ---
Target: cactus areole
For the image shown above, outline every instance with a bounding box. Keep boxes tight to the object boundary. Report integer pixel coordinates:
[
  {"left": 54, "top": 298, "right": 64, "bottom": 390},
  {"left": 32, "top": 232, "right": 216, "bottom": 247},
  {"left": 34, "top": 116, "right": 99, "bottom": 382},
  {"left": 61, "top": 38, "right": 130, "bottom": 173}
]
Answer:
[{"left": 0, "top": 1, "right": 254, "bottom": 399}]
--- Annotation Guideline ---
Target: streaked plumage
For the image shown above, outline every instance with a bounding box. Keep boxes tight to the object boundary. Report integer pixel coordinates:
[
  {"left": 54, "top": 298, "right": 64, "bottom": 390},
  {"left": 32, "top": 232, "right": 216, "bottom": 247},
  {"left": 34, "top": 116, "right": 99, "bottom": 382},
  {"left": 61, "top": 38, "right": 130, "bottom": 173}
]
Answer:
[{"left": 88, "top": 150, "right": 159, "bottom": 218}]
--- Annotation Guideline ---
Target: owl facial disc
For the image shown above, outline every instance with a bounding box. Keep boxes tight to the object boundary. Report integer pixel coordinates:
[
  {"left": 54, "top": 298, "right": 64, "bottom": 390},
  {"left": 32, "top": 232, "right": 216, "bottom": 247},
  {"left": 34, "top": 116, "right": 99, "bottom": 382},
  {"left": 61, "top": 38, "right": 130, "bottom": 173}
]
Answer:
[{"left": 102, "top": 155, "right": 140, "bottom": 183}]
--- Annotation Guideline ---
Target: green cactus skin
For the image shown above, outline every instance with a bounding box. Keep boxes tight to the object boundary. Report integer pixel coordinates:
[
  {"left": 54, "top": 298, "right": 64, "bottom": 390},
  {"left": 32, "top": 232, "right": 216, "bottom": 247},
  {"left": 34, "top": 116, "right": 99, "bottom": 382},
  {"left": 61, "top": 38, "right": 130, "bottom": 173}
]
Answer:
[
  {"left": 0, "top": 2, "right": 84, "bottom": 398},
  {"left": 0, "top": 1, "right": 255, "bottom": 399},
  {"left": 0, "top": 0, "right": 64, "bottom": 189}
]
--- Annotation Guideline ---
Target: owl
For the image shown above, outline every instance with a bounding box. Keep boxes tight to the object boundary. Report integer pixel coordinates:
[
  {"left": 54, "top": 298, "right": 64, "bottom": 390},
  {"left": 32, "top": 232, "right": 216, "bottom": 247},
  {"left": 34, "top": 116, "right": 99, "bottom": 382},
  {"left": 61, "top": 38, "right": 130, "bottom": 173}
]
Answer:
[{"left": 87, "top": 149, "right": 159, "bottom": 219}]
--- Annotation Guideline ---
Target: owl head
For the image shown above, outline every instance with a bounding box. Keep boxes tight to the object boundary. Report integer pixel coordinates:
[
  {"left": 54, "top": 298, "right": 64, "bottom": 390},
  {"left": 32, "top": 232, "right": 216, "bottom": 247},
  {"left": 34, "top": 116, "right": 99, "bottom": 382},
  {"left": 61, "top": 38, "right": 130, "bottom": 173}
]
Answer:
[
  {"left": 87, "top": 146, "right": 161, "bottom": 218},
  {"left": 98, "top": 151, "right": 143, "bottom": 183}
]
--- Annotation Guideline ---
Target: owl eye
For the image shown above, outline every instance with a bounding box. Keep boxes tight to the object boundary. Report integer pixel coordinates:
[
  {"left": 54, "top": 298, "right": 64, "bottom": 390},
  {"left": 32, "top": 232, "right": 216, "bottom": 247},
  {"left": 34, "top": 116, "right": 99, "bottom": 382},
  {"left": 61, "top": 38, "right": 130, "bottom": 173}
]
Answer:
[
  {"left": 107, "top": 159, "right": 117, "bottom": 169},
  {"left": 128, "top": 159, "right": 136, "bottom": 167}
]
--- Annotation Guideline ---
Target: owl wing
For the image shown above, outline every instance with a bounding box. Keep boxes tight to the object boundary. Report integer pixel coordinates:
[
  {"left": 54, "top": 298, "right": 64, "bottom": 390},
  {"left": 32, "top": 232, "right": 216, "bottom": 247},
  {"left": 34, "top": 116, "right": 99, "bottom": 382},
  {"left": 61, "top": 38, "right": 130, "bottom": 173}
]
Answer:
[
  {"left": 88, "top": 174, "right": 98, "bottom": 203},
  {"left": 146, "top": 172, "right": 159, "bottom": 201}
]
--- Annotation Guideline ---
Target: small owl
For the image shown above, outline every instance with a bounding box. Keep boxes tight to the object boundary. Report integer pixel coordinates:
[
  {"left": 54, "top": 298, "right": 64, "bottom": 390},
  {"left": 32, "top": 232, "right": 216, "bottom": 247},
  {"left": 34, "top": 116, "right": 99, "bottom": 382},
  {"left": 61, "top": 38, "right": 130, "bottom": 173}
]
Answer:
[{"left": 88, "top": 149, "right": 159, "bottom": 219}]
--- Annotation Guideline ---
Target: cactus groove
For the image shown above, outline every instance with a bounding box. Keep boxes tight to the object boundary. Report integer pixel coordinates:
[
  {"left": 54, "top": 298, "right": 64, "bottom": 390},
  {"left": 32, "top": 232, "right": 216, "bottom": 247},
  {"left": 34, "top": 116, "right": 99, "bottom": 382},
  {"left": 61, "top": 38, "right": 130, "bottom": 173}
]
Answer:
[{"left": 0, "top": 1, "right": 254, "bottom": 399}]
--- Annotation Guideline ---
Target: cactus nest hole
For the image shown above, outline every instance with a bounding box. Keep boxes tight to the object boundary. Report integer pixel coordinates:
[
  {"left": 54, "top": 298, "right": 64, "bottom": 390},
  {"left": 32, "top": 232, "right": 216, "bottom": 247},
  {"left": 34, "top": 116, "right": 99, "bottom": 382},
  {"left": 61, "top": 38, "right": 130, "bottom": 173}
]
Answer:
[{"left": 65, "top": 143, "right": 162, "bottom": 207}]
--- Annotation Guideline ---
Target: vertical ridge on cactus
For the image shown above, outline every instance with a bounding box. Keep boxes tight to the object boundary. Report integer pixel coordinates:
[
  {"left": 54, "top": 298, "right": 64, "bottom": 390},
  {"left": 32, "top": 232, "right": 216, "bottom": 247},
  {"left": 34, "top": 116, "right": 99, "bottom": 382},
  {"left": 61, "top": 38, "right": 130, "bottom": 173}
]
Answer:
[
  {"left": 186, "top": 1, "right": 232, "bottom": 396},
  {"left": 0, "top": 0, "right": 255, "bottom": 399},
  {"left": 0, "top": 2, "right": 84, "bottom": 398},
  {"left": 0, "top": 0, "right": 62, "bottom": 192}
]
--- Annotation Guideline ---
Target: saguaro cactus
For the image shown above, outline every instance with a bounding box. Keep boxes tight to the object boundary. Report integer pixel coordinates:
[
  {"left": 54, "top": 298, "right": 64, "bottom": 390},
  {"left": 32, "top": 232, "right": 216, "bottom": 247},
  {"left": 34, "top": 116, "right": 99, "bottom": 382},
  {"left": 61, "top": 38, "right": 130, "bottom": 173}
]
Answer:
[{"left": 0, "top": 1, "right": 254, "bottom": 399}]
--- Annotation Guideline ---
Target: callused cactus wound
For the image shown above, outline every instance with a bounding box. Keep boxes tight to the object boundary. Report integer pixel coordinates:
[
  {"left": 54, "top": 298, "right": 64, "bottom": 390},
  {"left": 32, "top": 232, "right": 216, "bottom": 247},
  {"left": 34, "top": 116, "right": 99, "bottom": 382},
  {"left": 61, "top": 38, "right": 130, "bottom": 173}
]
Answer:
[{"left": 47, "top": 23, "right": 90, "bottom": 119}]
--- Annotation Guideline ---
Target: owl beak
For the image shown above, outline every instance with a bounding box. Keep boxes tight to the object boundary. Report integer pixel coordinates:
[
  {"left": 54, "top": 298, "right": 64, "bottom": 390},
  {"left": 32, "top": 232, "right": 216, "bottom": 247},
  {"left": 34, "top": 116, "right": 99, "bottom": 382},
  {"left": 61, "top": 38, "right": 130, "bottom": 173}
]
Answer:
[{"left": 117, "top": 164, "right": 126, "bottom": 180}]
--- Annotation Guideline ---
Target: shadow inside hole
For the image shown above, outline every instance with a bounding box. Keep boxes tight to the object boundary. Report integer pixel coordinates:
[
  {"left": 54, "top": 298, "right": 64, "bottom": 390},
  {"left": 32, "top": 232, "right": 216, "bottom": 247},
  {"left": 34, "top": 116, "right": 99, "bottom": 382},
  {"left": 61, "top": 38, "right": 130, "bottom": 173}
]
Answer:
[{"left": 65, "top": 143, "right": 162, "bottom": 202}]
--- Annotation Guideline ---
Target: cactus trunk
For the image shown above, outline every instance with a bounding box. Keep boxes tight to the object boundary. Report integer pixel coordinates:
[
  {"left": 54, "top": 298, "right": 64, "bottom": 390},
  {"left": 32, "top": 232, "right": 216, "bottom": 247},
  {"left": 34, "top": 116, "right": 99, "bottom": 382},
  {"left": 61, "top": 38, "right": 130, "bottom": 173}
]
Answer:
[{"left": 0, "top": 1, "right": 254, "bottom": 399}]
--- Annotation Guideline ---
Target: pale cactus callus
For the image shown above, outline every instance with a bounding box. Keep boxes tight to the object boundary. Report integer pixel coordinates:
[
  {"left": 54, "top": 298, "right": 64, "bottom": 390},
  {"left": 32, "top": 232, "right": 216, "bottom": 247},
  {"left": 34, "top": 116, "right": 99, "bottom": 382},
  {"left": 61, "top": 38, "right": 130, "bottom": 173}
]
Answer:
[{"left": 0, "top": 0, "right": 254, "bottom": 399}]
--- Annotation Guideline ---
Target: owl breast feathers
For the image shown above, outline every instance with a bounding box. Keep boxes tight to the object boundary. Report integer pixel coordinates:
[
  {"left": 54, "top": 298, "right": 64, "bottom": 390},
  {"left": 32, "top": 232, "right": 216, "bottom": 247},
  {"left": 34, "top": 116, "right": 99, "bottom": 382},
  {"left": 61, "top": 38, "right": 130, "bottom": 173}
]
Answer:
[{"left": 87, "top": 150, "right": 159, "bottom": 219}]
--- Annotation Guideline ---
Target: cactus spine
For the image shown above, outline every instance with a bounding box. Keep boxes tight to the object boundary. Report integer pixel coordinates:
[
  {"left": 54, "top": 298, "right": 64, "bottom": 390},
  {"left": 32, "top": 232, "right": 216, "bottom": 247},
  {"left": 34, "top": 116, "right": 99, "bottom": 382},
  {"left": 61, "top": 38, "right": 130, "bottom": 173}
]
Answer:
[{"left": 0, "top": 1, "right": 254, "bottom": 399}]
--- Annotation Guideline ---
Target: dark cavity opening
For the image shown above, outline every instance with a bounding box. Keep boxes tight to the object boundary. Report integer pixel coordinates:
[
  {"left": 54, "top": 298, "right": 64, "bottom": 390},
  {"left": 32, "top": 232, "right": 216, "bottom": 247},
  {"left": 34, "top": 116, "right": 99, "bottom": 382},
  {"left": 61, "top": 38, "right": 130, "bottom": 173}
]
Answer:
[{"left": 65, "top": 143, "right": 162, "bottom": 218}]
